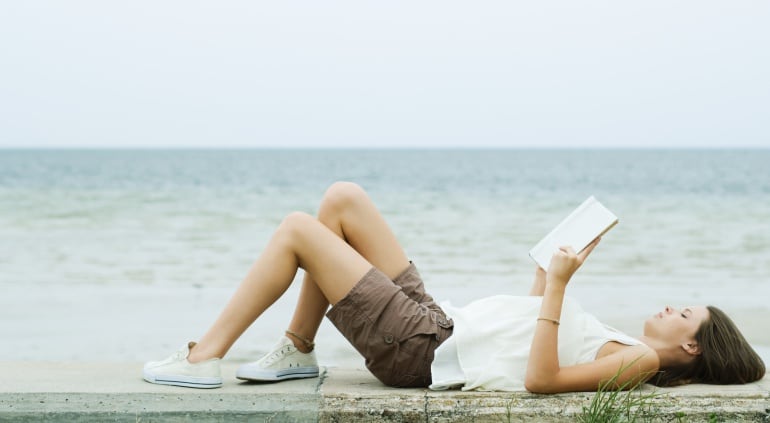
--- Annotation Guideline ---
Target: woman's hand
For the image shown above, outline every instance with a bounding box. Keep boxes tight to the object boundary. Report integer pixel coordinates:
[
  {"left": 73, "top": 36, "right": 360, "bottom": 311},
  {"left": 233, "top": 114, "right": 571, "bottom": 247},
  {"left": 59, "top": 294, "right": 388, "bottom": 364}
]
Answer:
[{"left": 546, "top": 238, "right": 600, "bottom": 287}]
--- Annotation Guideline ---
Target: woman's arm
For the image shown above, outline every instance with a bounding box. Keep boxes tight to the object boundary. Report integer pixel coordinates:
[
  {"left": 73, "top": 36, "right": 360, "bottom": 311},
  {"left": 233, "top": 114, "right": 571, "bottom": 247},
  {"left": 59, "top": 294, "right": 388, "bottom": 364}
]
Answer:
[
  {"left": 525, "top": 260, "right": 569, "bottom": 390},
  {"left": 524, "top": 238, "right": 659, "bottom": 393},
  {"left": 525, "top": 239, "right": 615, "bottom": 393},
  {"left": 527, "top": 344, "right": 659, "bottom": 393},
  {"left": 528, "top": 266, "right": 547, "bottom": 296}
]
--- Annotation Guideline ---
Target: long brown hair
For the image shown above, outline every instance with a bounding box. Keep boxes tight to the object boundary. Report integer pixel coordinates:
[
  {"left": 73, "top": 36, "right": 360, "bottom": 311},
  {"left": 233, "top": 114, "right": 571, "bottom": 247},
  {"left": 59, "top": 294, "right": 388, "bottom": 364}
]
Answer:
[{"left": 650, "top": 305, "right": 765, "bottom": 387}]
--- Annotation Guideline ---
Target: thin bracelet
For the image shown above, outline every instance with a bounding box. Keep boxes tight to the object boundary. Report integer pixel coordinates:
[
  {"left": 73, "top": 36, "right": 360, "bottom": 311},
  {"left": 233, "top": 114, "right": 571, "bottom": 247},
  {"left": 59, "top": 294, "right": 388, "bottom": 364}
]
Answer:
[
  {"left": 537, "top": 317, "right": 560, "bottom": 326},
  {"left": 285, "top": 330, "right": 315, "bottom": 350}
]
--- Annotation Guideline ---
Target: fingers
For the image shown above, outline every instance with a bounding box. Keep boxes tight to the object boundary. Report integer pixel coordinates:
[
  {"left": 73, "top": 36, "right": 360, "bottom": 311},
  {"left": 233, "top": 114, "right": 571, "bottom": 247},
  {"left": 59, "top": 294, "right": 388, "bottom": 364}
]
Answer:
[
  {"left": 556, "top": 237, "right": 600, "bottom": 262},
  {"left": 548, "top": 239, "right": 601, "bottom": 285},
  {"left": 577, "top": 237, "right": 601, "bottom": 260}
]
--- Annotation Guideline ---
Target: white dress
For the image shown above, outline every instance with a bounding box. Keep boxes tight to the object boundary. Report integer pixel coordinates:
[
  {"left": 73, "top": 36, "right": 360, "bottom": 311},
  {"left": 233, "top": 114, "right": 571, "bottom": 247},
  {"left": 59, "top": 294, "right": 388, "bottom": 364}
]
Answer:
[{"left": 429, "top": 295, "right": 642, "bottom": 391}]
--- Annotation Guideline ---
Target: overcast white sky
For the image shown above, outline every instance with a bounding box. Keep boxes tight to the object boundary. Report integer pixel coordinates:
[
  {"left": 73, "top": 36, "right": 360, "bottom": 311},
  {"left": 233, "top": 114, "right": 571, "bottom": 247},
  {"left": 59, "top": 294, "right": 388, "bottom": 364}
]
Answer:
[{"left": 1, "top": 1, "right": 768, "bottom": 149}]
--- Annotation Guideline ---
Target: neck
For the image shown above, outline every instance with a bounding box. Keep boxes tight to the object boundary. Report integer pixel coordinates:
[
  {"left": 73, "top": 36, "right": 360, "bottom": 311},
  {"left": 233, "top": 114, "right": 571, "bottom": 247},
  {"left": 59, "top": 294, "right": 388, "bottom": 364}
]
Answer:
[{"left": 637, "top": 336, "right": 688, "bottom": 369}]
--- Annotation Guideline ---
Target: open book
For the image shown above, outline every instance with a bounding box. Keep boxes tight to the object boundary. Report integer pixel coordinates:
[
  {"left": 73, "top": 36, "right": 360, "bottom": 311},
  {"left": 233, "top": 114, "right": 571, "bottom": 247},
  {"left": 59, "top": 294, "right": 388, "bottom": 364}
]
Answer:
[{"left": 529, "top": 196, "right": 618, "bottom": 270}]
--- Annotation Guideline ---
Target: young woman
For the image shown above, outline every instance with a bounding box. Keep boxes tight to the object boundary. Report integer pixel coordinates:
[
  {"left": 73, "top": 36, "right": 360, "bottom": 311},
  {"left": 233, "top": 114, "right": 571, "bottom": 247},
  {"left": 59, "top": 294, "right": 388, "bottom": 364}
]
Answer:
[{"left": 143, "top": 182, "right": 765, "bottom": 392}]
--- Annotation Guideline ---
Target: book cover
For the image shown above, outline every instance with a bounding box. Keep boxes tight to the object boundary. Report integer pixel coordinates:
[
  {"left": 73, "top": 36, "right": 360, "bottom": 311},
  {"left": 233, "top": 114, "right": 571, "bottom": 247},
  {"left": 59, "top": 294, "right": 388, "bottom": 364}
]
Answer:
[{"left": 528, "top": 196, "right": 618, "bottom": 270}]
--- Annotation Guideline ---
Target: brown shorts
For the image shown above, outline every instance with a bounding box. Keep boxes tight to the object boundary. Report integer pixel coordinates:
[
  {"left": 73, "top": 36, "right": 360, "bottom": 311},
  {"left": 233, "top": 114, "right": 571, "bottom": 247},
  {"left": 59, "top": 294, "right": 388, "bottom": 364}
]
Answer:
[{"left": 326, "top": 263, "right": 454, "bottom": 387}]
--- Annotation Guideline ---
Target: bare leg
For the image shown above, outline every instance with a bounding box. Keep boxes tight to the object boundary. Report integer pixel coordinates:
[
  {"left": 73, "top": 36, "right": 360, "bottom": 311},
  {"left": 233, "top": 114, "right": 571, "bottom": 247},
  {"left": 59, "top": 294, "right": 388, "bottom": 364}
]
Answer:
[
  {"left": 188, "top": 211, "right": 372, "bottom": 363},
  {"left": 285, "top": 182, "right": 411, "bottom": 352}
]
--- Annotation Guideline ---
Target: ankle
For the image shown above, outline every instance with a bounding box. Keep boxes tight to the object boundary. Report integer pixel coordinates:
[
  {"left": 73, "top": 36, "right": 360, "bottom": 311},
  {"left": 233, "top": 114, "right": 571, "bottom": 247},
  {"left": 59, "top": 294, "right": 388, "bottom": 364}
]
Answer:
[
  {"left": 295, "top": 344, "right": 312, "bottom": 354},
  {"left": 285, "top": 330, "right": 314, "bottom": 354},
  {"left": 187, "top": 342, "right": 217, "bottom": 363}
]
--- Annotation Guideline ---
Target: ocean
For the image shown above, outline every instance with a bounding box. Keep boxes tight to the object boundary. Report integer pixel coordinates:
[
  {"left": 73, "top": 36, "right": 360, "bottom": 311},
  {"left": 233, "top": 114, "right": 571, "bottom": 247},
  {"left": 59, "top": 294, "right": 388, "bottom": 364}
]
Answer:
[{"left": 1, "top": 149, "right": 769, "bottom": 367}]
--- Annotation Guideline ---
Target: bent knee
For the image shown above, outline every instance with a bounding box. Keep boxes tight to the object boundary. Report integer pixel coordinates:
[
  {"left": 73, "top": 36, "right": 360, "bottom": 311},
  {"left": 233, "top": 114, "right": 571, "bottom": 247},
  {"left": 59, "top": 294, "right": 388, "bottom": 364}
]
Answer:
[
  {"left": 279, "top": 211, "right": 316, "bottom": 233},
  {"left": 322, "top": 181, "right": 367, "bottom": 211}
]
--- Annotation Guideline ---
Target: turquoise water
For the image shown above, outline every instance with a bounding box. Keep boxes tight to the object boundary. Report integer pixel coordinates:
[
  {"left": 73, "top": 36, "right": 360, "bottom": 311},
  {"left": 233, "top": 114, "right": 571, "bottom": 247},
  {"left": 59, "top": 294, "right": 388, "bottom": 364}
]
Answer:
[{"left": 1, "top": 149, "right": 769, "bottom": 363}]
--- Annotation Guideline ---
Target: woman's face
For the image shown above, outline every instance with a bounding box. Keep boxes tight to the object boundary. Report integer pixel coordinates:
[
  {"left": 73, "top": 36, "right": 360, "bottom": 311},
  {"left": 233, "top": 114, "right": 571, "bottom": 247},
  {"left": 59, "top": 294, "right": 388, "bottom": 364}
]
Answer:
[{"left": 644, "top": 305, "right": 710, "bottom": 346}]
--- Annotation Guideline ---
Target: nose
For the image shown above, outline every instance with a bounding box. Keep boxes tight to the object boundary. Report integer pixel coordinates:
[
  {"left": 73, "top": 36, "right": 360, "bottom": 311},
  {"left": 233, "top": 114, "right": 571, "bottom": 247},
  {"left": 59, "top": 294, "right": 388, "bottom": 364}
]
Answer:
[{"left": 664, "top": 306, "right": 673, "bottom": 314}]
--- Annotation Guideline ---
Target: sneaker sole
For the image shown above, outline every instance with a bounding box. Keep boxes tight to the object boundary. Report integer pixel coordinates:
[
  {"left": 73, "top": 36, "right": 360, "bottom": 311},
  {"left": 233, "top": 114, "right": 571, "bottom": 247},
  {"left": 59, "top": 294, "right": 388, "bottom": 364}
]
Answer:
[
  {"left": 143, "top": 369, "right": 223, "bottom": 389},
  {"left": 236, "top": 366, "right": 319, "bottom": 382}
]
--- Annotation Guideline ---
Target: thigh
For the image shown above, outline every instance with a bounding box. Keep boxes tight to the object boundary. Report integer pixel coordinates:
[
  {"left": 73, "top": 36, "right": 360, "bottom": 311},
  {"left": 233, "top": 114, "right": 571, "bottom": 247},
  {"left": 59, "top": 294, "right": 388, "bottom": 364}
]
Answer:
[
  {"left": 284, "top": 212, "right": 373, "bottom": 305},
  {"left": 319, "top": 182, "right": 410, "bottom": 280}
]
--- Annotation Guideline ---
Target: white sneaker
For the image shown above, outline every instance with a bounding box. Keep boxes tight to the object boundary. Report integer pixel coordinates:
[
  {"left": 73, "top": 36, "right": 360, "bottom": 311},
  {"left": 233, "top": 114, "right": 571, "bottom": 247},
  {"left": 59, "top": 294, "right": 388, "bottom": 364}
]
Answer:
[
  {"left": 143, "top": 342, "right": 222, "bottom": 389},
  {"left": 236, "top": 336, "right": 319, "bottom": 382}
]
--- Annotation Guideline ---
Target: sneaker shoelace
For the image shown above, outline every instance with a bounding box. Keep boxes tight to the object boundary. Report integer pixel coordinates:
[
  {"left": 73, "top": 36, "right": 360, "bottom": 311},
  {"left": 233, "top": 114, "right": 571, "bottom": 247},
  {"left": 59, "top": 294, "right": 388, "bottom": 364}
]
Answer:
[
  {"left": 156, "top": 348, "right": 186, "bottom": 366},
  {"left": 262, "top": 345, "right": 294, "bottom": 366}
]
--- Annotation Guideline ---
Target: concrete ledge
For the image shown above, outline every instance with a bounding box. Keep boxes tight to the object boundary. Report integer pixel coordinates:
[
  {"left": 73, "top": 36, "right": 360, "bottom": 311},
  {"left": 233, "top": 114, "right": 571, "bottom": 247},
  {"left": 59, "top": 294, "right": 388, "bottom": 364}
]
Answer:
[
  {"left": 0, "top": 362, "right": 320, "bottom": 422},
  {"left": 321, "top": 368, "right": 770, "bottom": 422},
  {"left": 1, "top": 362, "right": 768, "bottom": 422}
]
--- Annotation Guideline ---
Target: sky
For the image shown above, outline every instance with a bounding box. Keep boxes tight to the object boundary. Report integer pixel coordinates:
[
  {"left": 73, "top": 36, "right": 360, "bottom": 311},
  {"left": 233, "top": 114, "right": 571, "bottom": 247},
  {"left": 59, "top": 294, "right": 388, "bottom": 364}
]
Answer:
[{"left": 1, "top": 1, "right": 768, "bottom": 149}]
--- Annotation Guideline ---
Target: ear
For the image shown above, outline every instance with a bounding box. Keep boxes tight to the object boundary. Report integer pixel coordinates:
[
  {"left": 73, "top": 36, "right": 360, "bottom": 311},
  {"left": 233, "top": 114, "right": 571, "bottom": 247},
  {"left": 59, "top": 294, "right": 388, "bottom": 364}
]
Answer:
[{"left": 681, "top": 341, "right": 701, "bottom": 356}]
